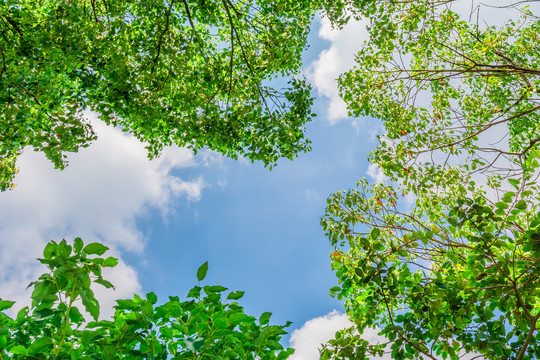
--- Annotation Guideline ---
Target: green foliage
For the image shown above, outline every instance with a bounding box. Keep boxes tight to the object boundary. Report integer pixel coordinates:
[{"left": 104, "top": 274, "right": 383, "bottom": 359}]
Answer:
[
  {"left": 330, "top": 0, "right": 540, "bottom": 196},
  {"left": 321, "top": 180, "right": 540, "bottom": 359},
  {"left": 0, "top": 238, "right": 294, "bottom": 359},
  {"left": 319, "top": 1, "right": 540, "bottom": 359},
  {"left": 0, "top": 0, "right": 319, "bottom": 191}
]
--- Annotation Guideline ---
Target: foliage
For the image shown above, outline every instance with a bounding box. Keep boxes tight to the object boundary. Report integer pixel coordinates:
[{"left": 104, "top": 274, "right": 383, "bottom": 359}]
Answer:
[
  {"left": 0, "top": 0, "right": 318, "bottom": 191},
  {"left": 0, "top": 238, "right": 294, "bottom": 359},
  {"left": 321, "top": 179, "right": 540, "bottom": 359},
  {"left": 331, "top": 0, "right": 540, "bottom": 196},
  {"left": 319, "top": 1, "right": 540, "bottom": 359}
]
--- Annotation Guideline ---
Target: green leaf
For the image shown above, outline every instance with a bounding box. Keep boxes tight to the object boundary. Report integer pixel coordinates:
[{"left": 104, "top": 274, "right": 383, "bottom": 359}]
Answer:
[
  {"left": 259, "top": 312, "right": 272, "bottom": 325},
  {"left": 371, "top": 228, "right": 381, "bottom": 239},
  {"left": 508, "top": 178, "right": 519, "bottom": 189},
  {"left": 9, "top": 345, "right": 27, "bottom": 355},
  {"left": 184, "top": 337, "right": 205, "bottom": 352},
  {"left": 206, "top": 285, "right": 227, "bottom": 293},
  {"left": 95, "top": 278, "right": 115, "bottom": 289},
  {"left": 43, "top": 242, "right": 56, "bottom": 259},
  {"left": 80, "top": 288, "right": 99, "bottom": 321},
  {"left": 103, "top": 256, "right": 118, "bottom": 267},
  {"left": 226, "top": 291, "right": 245, "bottom": 300},
  {"left": 515, "top": 200, "right": 527, "bottom": 210},
  {"left": 73, "top": 237, "right": 84, "bottom": 253},
  {"left": 502, "top": 192, "right": 516, "bottom": 203},
  {"left": 197, "top": 262, "right": 209, "bottom": 282},
  {"left": 68, "top": 306, "right": 84, "bottom": 324},
  {"left": 495, "top": 201, "right": 508, "bottom": 210},
  {"left": 27, "top": 337, "right": 52, "bottom": 355},
  {"left": 83, "top": 242, "right": 109, "bottom": 256},
  {"left": 187, "top": 286, "right": 202, "bottom": 299},
  {"left": 0, "top": 299, "right": 15, "bottom": 311},
  {"left": 229, "top": 313, "right": 253, "bottom": 325},
  {"left": 146, "top": 292, "right": 158, "bottom": 304}
]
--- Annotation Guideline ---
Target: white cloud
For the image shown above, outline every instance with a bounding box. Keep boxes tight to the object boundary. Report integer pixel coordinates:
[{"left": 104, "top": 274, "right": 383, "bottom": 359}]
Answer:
[
  {"left": 288, "top": 311, "right": 485, "bottom": 360},
  {"left": 0, "top": 112, "right": 204, "bottom": 317},
  {"left": 289, "top": 310, "right": 390, "bottom": 360},
  {"left": 366, "top": 163, "right": 388, "bottom": 184},
  {"left": 306, "top": 16, "right": 369, "bottom": 123},
  {"left": 289, "top": 310, "right": 352, "bottom": 360}
]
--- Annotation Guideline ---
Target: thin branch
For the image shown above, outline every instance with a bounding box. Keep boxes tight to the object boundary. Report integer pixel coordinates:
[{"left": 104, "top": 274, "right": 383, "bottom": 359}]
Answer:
[
  {"left": 151, "top": 0, "right": 175, "bottom": 73},
  {"left": 516, "top": 312, "right": 539, "bottom": 360}
]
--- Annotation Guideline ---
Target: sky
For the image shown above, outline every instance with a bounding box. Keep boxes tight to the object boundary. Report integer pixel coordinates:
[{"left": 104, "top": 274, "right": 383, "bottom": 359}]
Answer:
[
  {"left": 0, "top": 14, "right": 382, "bottom": 359},
  {"left": 1, "top": 2, "right": 534, "bottom": 359}
]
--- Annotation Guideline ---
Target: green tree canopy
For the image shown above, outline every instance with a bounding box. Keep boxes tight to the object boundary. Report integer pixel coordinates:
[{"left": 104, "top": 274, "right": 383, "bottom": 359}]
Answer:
[
  {"left": 328, "top": 0, "right": 540, "bottom": 197},
  {"left": 322, "top": 178, "right": 540, "bottom": 359},
  {"left": 319, "top": 1, "right": 540, "bottom": 359},
  {"left": 0, "top": 238, "right": 294, "bottom": 359},
  {"left": 0, "top": 0, "right": 318, "bottom": 190}
]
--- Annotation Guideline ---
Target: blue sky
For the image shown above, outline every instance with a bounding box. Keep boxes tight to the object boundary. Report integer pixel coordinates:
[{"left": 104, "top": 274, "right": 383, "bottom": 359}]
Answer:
[{"left": 0, "top": 14, "right": 381, "bottom": 359}]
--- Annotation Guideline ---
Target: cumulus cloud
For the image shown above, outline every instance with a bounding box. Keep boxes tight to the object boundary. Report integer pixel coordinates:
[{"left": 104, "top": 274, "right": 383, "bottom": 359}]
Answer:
[
  {"left": 0, "top": 112, "right": 204, "bottom": 317},
  {"left": 289, "top": 310, "right": 390, "bottom": 360},
  {"left": 289, "top": 311, "right": 485, "bottom": 360},
  {"left": 366, "top": 163, "right": 388, "bottom": 184},
  {"left": 306, "top": 16, "right": 369, "bottom": 123}
]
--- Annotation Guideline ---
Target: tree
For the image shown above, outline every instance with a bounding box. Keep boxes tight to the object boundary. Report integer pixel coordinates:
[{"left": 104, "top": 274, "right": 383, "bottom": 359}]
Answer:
[
  {"left": 0, "top": 0, "right": 318, "bottom": 191},
  {"left": 0, "top": 238, "right": 294, "bottom": 359},
  {"left": 319, "top": 1, "right": 540, "bottom": 359},
  {"left": 326, "top": 0, "right": 540, "bottom": 197},
  {"left": 321, "top": 178, "right": 540, "bottom": 359}
]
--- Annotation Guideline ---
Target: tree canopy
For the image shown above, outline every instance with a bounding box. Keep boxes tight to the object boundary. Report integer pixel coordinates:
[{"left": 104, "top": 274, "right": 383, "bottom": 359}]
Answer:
[
  {"left": 333, "top": 0, "right": 540, "bottom": 197},
  {"left": 0, "top": 0, "right": 318, "bottom": 191},
  {"left": 0, "top": 238, "right": 294, "bottom": 359},
  {"left": 320, "top": 1, "right": 540, "bottom": 359}
]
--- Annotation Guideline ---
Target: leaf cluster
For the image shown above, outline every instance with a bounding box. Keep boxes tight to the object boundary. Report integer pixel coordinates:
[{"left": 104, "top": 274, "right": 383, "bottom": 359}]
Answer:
[
  {"left": 0, "top": 0, "right": 320, "bottom": 190},
  {"left": 321, "top": 179, "right": 540, "bottom": 359},
  {"left": 0, "top": 238, "right": 294, "bottom": 359},
  {"left": 331, "top": 0, "right": 540, "bottom": 196}
]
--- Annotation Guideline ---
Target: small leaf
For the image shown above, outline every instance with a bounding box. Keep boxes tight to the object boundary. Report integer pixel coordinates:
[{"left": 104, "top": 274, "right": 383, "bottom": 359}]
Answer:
[
  {"left": 83, "top": 243, "right": 109, "bottom": 256},
  {"left": 9, "top": 345, "right": 27, "bottom": 355},
  {"left": 435, "top": 282, "right": 448, "bottom": 290},
  {"left": 184, "top": 337, "right": 205, "bottom": 352},
  {"left": 259, "top": 312, "right": 272, "bottom": 325},
  {"left": 515, "top": 200, "right": 527, "bottom": 210},
  {"left": 68, "top": 306, "right": 84, "bottom": 324},
  {"left": 495, "top": 202, "right": 508, "bottom": 210},
  {"left": 371, "top": 228, "right": 381, "bottom": 239},
  {"left": 73, "top": 237, "right": 84, "bottom": 253},
  {"left": 43, "top": 242, "right": 56, "bottom": 259},
  {"left": 103, "top": 257, "right": 118, "bottom": 267},
  {"left": 0, "top": 300, "right": 15, "bottom": 311},
  {"left": 226, "top": 291, "right": 245, "bottom": 300},
  {"left": 80, "top": 288, "right": 99, "bottom": 321},
  {"left": 187, "top": 286, "right": 202, "bottom": 299},
  {"left": 27, "top": 337, "right": 52, "bottom": 355},
  {"left": 146, "top": 292, "right": 158, "bottom": 304},
  {"left": 229, "top": 313, "right": 253, "bottom": 325},
  {"left": 205, "top": 285, "right": 227, "bottom": 293},
  {"left": 197, "top": 262, "right": 209, "bottom": 282},
  {"left": 508, "top": 178, "right": 519, "bottom": 190},
  {"left": 95, "top": 278, "right": 115, "bottom": 289},
  {"left": 502, "top": 192, "right": 515, "bottom": 203}
]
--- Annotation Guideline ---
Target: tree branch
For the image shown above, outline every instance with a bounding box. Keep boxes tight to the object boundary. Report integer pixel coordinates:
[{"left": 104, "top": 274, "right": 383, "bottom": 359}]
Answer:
[{"left": 151, "top": 0, "right": 175, "bottom": 73}]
